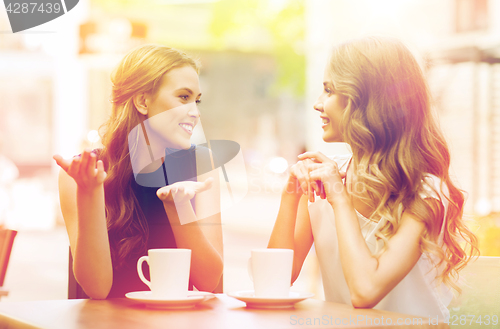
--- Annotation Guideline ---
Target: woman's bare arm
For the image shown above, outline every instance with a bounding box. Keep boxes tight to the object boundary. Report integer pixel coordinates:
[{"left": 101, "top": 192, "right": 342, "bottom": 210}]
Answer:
[
  {"left": 332, "top": 198, "right": 425, "bottom": 307},
  {"left": 157, "top": 169, "right": 223, "bottom": 292},
  {"left": 302, "top": 151, "right": 426, "bottom": 307},
  {"left": 55, "top": 150, "right": 112, "bottom": 299},
  {"left": 268, "top": 165, "right": 315, "bottom": 284}
]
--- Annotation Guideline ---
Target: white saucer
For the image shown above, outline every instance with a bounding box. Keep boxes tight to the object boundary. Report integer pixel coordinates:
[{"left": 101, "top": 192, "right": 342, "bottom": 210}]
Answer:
[
  {"left": 125, "top": 291, "right": 214, "bottom": 309},
  {"left": 227, "top": 290, "right": 314, "bottom": 309}
]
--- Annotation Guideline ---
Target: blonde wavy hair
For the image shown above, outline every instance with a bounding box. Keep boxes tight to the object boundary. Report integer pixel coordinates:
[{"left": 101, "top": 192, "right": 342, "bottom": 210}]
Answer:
[
  {"left": 99, "top": 44, "right": 199, "bottom": 268},
  {"left": 328, "top": 36, "right": 478, "bottom": 292}
]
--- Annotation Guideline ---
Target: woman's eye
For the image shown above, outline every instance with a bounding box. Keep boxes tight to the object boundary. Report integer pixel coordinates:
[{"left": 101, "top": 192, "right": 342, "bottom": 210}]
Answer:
[
  {"left": 180, "top": 95, "right": 189, "bottom": 101},
  {"left": 325, "top": 88, "right": 332, "bottom": 94}
]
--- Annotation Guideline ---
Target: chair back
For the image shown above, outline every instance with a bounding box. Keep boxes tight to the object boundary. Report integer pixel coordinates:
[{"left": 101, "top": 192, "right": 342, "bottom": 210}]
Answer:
[
  {"left": 449, "top": 256, "right": 500, "bottom": 326},
  {"left": 0, "top": 229, "right": 17, "bottom": 287}
]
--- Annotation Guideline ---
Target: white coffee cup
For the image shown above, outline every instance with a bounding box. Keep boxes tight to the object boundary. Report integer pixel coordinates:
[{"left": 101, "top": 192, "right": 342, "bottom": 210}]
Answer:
[
  {"left": 248, "top": 248, "right": 293, "bottom": 298},
  {"left": 137, "top": 248, "right": 191, "bottom": 299}
]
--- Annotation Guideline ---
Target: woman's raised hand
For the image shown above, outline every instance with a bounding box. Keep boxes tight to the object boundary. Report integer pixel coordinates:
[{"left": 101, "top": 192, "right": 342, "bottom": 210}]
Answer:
[
  {"left": 297, "top": 151, "right": 347, "bottom": 206},
  {"left": 157, "top": 177, "right": 214, "bottom": 205},
  {"left": 53, "top": 149, "right": 107, "bottom": 191}
]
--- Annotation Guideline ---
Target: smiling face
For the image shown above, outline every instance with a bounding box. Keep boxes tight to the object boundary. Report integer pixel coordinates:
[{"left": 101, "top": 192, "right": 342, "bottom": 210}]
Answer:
[
  {"left": 313, "top": 68, "right": 348, "bottom": 143},
  {"left": 141, "top": 65, "right": 202, "bottom": 150}
]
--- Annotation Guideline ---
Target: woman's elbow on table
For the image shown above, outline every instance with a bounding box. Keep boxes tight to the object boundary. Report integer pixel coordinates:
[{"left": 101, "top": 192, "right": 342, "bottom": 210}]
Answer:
[
  {"left": 79, "top": 279, "right": 112, "bottom": 300},
  {"left": 194, "top": 257, "right": 223, "bottom": 292},
  {"left": 74, "top": 269, "right": 112, "bottom": 299},
  {"left": 78, "top": 282, "right": 112, "bottom": 300},
  {"left": 291, "top": 265, "right": 302, "bottom": 284},
  {"left": 87, "top": 290, "right": 110, "bottom": 300},
  {"left": 350, "top": 294, "right": 378, "bottom": 309},
  {"left": 349, "top": 283, "right": 382, "bottom": 309},
  {"left": 196, "top": 276, "right": 222, "bottom": 293}
]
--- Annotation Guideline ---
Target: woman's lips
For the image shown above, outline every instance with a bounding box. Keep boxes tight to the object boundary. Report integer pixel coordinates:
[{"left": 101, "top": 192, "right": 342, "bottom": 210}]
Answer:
[
  {"left": 321, "top": 117, "right": 330, "bottom": 128},
  {"left": 179, "top": 123, "right": 193, "bottom": 135}
]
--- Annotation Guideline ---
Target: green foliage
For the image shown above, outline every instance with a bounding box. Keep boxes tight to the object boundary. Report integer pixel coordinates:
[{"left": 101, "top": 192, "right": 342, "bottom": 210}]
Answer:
[
  {"left": 89, "top": 0, "right": 306, "bottom": 96},
  {"left": 448, "top": 256, "right": 500, "bottom": 327},
  {"left": 209, "top": 0, "right": 305, "bottom": 96},
  {"left": 448, "top": 216, "right": 500, "bottom": 324},
  {"left": 90, "top": 0, "right": 138, "bottom": 11},
  {"left": 470, "top": 213, "right": 500, "bottom": 256}
]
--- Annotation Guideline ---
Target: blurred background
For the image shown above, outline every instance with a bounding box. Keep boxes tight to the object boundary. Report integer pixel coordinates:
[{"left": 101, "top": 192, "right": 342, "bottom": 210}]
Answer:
[{"left": 0, "top": 0, "right": 499, "bottom": 302}]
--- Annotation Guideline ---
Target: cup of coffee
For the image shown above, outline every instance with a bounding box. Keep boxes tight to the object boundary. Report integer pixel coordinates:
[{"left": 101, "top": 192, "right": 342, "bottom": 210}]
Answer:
[
  {"left": 137, "top": 248, "right": 191, "bottom": 299},
  {"left": 248, "top": 248, "right": 293, "bottom": 298}
]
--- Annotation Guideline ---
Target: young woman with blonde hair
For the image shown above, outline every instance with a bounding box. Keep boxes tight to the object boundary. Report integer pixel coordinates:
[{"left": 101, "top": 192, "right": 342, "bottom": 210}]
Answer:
[
  {"left": 268, "top": 36, "right": 478, "bottom": 319},
  {"left": 54, "top": 45, "right": 223, "bottom": 299}
]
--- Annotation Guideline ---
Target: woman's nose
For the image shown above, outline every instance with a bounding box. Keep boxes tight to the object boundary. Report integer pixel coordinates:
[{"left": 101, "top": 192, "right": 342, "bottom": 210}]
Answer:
[
  {"left": 313, "top": 98, "right": 323, "bottom": 112},
  {"left": 188, "top": 103, "right": 201, "bottom": 118}
]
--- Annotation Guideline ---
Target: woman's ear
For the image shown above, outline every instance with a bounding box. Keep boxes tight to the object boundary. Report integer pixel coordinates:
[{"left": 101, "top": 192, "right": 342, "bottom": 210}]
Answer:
[
  {"left": 342, "top": 95, "right": 350, "bottom": 110},
  {"left": 133, "top": 93, "right": 149, "bottom": 116}
]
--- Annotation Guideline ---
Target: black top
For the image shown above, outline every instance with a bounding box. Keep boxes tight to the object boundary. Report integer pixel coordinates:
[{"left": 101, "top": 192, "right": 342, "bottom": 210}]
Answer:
[{"left": 106, "top": 145, "right": 199, "bottom": 298}]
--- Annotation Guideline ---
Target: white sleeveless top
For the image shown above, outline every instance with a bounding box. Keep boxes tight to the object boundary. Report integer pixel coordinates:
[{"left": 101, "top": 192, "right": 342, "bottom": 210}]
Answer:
[{"left": 308, "top": 154, "right": 452, "bottom": 319}]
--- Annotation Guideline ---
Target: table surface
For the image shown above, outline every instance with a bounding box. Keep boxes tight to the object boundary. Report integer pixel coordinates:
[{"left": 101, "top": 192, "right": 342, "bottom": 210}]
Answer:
[{"left": 0, "top": 294, "right": 449, "bottom": 329}]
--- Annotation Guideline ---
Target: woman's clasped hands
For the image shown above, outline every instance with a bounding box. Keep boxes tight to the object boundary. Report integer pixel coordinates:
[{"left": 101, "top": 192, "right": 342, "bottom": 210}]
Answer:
[{"left": 287, "top": 151, "right": 347, "bottom": 206}]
